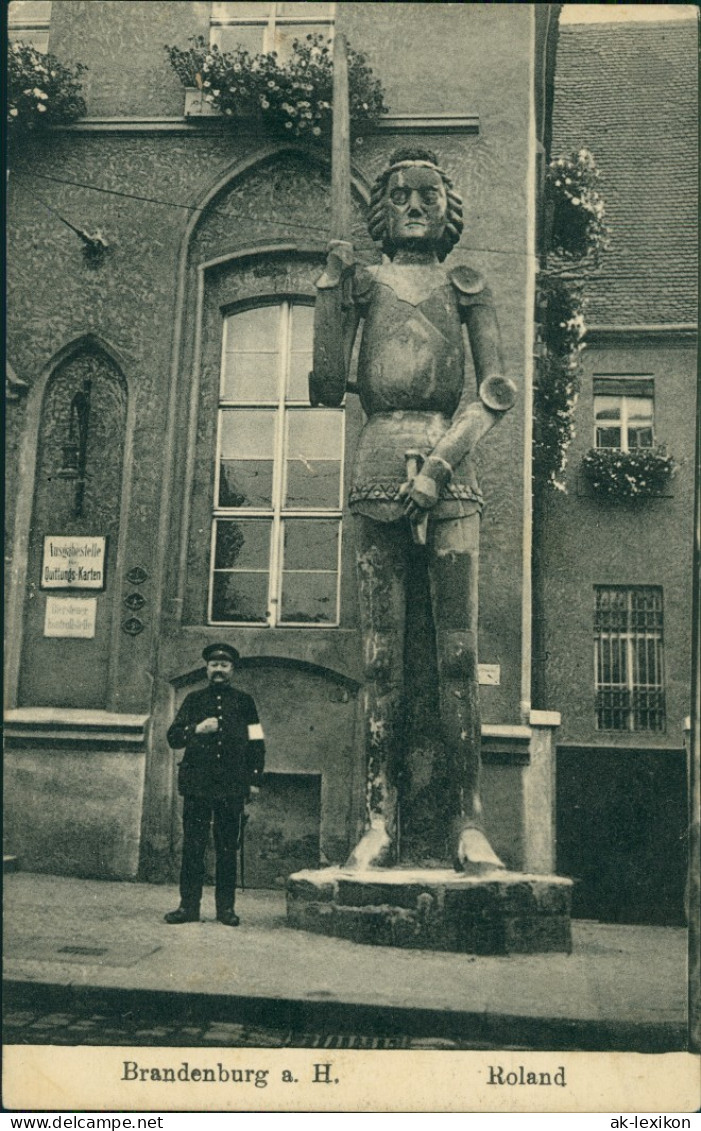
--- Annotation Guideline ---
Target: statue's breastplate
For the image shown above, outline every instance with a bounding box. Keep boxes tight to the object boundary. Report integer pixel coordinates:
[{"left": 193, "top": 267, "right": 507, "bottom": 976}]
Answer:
[{"left": 357, "top": 281, "right": 465, "bottom": 416}]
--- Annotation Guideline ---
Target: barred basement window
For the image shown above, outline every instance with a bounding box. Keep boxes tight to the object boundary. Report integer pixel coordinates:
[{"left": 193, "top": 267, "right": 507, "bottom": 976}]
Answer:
[
  {"left": 594, "top": 587, "right": 665, "bottom": 732},
  {"left": 210, "top": 3, "right": 335, "bottom": 59},
  {"left": 8, "top": 1, "right": 52, "bottom": 51},
  {"left": 209, "top": 299, "right": 344, "bottom": 627},
  {"left": 593, "top": 375, "right": 654, "bottom": 451}
]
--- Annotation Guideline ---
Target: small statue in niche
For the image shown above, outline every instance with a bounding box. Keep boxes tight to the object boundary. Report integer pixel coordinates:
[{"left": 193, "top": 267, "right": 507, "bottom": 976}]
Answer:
[{"left": 311, "top": 147, "right": 517, "bottom": 872}]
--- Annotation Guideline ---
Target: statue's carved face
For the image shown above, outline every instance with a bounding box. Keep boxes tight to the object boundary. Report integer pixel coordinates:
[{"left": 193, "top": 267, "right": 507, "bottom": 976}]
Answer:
[{"left": 385, "top": 166, "right": 448, "bottom": 249}]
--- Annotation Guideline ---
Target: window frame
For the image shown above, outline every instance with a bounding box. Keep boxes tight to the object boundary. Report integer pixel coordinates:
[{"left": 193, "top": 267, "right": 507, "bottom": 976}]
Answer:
[
  {"left": 594, "top": 585, "right": 666, "bottom": 733},
  {"left": 210, "top": 2, "right": 336, "bottom": 56},
  {"left": 208, "top": 296, "right": 345, "bottom": 629},
  {"left": 8, "top": 1, "right": 52, "bottom": 51},
  {"left": 592, "top": 375, "right": 655, "bottom": 453}
]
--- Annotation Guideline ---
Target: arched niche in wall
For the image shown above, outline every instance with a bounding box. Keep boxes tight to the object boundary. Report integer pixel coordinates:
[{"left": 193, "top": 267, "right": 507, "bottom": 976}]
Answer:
[
  {"left": 19, "top": 344, "right": 128, "bottom": 708},
  {"left": 176, "top": 148, "right": 371, "bottom": 630}
]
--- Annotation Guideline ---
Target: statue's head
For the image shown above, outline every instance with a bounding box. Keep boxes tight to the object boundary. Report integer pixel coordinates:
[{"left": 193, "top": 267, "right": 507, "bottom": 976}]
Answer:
[{"left": 367, "top": 147, "right": 464, "bottom": 261}]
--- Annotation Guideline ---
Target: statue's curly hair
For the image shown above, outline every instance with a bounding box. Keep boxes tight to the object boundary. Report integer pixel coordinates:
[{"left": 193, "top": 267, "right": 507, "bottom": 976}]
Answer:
[{"left": 367, "top": 147, "right": 464, "bottom": 261}]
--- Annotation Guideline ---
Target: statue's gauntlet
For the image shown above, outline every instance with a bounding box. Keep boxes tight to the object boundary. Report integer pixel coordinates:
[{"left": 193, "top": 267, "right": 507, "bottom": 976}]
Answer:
[{"left": 410, "top": 455, "right": 453, "bottom": 509}]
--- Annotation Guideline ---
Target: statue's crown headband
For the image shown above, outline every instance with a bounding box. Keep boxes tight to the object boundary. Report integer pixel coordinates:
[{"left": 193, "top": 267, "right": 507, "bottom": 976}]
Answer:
[{"left": 383, "top": 159, "right": 454, "bottom": 188}]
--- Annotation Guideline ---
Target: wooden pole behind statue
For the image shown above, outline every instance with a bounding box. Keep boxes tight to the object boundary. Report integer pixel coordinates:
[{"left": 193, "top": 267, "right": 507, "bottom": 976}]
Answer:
[{"left": 330, "top": 32, "right": 351, "bottom": 244}]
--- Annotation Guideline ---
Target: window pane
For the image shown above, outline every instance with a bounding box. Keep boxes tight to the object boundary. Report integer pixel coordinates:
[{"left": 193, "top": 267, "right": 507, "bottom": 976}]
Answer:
[
  {"left": 273, "top": 24, "right": 330, "bottom": 59},
  {"left": 627, "top": 396, "right": 654, "bottom": 449},
  {"left": 287, "top": 304, "right": 314, "bottom": 400},
  {"left": 214, "top": 519, "right": 271, "bottom": 569},
  {"left": 8, "top": 27, "right": 49, "bottom": 48},
  {"left": 212, "top": 572, "right": 268, "bottom": 623},
  {"left": 215, "top": 25, "right": 266, "bottom": 53},
  {"left": 290, "top": 304, "right": 314, "bottom": 352},
  {"left": 280, "top": 571, "right": 337, "bottom": 624},
  {"left": 285, "top": 411, "right": 342, "bottom": 508},
  {"left": 283, "top": 519, "right": 338, "bottom": 571},
  {"left": 220, "top": 408, "right": 275, "bottom": 459},
  {"left": 596, "top": 426, "right": 621, "bottom": 449},
  {"left": 226, "top": 306, "right": 279, "bottom": 353},
  {"left": 286, "top": 460, "right": 341, "bottom": 508},
  {"left": 219, "top": 460, "right": 273, "bottom": 507},
  {"left": 287, "top": 409, "right": 342, "bottom": 459},
  {"left": 287, "top": 351, "right": 313, "bottom": 401},
  {"left": 223, "top": 352, "right": 279, "bottom": 403},
  {"left": 278, "top": 3, "right": 333, "bottom": 16},
  {"left": 212, "top": 2, "right": 271, "bottom": 17},
  {"left": 594, "top": 396, "right": 621, "bottom": 421},
  {"left": 628, "top": 427, "right": 654, "bottom": 449},
  {"left": 8, "top": 1, "right": 51, "bottom": 21}
]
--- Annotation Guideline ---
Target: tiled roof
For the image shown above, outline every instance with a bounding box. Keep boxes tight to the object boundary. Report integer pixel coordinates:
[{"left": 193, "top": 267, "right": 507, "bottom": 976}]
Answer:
[{"left": 551, "top": 21, "right": 697, "bottom": 326}]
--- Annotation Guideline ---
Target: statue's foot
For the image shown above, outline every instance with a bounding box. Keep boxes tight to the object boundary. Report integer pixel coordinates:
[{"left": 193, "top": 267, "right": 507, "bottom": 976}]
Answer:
[
  {"left": 454, "top": 826, "right": 505, "bottom": 875},
  {"left": 344, "top": 824, "right": 394, "bottom": 870}
]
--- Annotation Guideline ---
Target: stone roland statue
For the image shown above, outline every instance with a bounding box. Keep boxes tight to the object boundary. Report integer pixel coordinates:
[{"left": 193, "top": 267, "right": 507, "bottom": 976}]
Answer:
[{"left": 311, "top": 147, "right": 517, "bottom": 873}]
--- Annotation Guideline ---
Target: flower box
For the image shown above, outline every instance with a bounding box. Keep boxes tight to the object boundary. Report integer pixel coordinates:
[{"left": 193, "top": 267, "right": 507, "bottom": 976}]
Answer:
[
  {"left": 580, "top": 446, "right": 675, "bottom": 501},
  {"left": 184, "top": 87, "right": 219, "bottom": 118},
  {"left": 167, "top": 34, "right": 387, "bottom": 141}
]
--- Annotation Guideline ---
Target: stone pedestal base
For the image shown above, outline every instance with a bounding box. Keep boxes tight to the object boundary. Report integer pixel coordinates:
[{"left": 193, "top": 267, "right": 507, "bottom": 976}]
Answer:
[{"left": 286, "top": 867, "right": 573, "bottom": 954}]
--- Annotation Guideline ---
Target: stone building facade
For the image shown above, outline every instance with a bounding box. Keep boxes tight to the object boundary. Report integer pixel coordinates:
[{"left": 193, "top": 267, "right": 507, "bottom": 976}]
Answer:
[
  {"left": 6, "top": 2, "right": 563, "bottom": 886},
  {"left": 542, "top": 16, "right": 697, "bottom": 923}
]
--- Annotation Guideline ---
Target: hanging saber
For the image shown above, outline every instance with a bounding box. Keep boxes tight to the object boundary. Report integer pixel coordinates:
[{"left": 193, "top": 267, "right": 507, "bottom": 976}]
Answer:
[{"left": 238, "top": 810, "right": 248, "bottom": 891}]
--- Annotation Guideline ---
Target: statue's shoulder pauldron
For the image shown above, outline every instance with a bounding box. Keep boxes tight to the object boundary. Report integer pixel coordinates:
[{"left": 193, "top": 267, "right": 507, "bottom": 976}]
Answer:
[{"left": 449, "top": 266, "right": 491, "bottom": 307}]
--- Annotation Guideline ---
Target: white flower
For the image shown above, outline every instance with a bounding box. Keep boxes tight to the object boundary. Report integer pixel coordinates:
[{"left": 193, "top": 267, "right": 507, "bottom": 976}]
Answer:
[
  {"left": 260, "top": 97, "right": 270, "bottom": 108},
  {"left": 37, "top": 103, "right": 47, "bottom": 112},
  {"left": 9, "top": 107, "right": 18, "bottom": 117},
  {"left": 33, "top": 87, "right": 48, "bottom": 99}
]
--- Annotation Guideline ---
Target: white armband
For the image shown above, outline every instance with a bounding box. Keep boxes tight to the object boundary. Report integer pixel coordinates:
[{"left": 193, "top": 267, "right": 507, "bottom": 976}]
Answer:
[{"left": 248, "top": 723, "right": 264, "bottom": 741}]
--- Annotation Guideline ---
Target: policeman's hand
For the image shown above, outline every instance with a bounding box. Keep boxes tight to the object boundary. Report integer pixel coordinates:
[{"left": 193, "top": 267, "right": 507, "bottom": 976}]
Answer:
[{"left": 195, "top": 717, "right": 219, "bottom": 735}]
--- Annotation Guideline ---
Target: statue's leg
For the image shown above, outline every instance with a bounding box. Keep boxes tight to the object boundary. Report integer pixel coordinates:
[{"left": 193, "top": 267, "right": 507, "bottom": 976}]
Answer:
[
  {"left": 428, "top": 515, "right": 504, "bottom": 873},
  {"left": 346, "top": 516, "right": 408, "bottom": 870}
]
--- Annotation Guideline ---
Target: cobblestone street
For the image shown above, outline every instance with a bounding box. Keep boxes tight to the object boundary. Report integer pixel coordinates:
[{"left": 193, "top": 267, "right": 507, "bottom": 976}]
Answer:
[{"left": 4, "top": 1004, "right": 507, "bottom": 1050}]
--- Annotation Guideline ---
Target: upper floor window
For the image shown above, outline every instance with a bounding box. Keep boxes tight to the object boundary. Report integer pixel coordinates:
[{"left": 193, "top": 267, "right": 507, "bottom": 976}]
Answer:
[
  {"left": 211, "top": 2, "right": 334, "bottom": 59},
  {"left": 8, "top": 1, "right": 51, "bottom": 52},
  {"left": 594, "top": 586, "right": 665, "bottom": 732},
  {"left": 210, "top": 300, "right": 344, "bottom": 627},
  {"left": 593, "top": 376, "right": 654, "bottom": 452}
]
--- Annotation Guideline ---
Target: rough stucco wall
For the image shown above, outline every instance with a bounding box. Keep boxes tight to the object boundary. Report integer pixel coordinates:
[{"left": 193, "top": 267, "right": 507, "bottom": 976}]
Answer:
[
  {"left": 50, "top": 0, "right": 207, "bottom": 118},
  {"left": 3, "top": 749, "right": 146, "bottom": 878},
  {"left": 542, "top": 342, "right": 696, "bottom": 747}
]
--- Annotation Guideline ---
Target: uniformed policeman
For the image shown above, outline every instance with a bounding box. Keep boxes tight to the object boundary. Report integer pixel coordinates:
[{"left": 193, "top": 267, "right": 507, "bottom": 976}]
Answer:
[{"left": 164, "top": 643, "right": 265, "bottom": 926}]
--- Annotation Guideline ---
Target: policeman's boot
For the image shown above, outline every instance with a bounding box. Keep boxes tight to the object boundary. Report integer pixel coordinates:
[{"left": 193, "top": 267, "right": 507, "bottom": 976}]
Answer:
[{"left": 164, "top": 905, "right": 200, "bottom": 924}]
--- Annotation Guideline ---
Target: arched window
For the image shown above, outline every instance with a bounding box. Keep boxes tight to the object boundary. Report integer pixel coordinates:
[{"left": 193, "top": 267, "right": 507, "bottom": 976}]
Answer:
[{"left": 210, "top": 299, "right": 344, "bottom": 626}]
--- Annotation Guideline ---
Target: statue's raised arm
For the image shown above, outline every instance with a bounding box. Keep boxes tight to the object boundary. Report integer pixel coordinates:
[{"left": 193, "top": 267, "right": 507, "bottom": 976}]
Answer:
[{"left": 310, "top": 240, "right": 361, "bottom": 408}]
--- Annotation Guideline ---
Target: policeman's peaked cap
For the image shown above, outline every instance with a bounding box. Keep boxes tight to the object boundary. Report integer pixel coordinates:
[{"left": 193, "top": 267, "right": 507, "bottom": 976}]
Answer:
[{"left": 202, "top": 643, "right": 240, "bottom": 664}]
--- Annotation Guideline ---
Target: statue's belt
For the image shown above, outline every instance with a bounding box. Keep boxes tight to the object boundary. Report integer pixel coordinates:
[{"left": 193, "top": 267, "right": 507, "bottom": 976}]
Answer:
[{"left": 350, "top": 481, "right": 483, "bottom": 504}]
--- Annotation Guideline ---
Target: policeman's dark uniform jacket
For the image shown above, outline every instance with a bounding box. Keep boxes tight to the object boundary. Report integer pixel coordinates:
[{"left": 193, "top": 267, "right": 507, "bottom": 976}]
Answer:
[{"left": 166, "top": 643, "right": 265, "bottom": 924}]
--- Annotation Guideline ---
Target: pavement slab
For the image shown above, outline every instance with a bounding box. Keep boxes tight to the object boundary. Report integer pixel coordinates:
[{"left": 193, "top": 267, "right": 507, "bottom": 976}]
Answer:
[{"left": 2, "top": 871, "right": 689, "bottom": 1051}]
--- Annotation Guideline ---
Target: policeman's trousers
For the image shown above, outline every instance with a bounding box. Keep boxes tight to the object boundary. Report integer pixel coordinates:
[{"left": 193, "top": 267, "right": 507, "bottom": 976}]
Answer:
[{"left": 179, "top": 794, "right": 243, "bottom": 915}]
